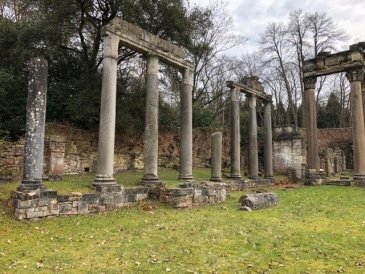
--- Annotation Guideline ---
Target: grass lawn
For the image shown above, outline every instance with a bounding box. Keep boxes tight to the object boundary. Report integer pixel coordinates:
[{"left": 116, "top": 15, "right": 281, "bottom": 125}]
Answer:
[{"left": 0, "top": 169, "right": 365, "bottom": 273}]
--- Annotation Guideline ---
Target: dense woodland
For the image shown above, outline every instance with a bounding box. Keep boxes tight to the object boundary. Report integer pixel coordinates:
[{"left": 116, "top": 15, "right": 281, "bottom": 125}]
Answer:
[{"left": 0, "top": 0, "right": 351, "bottom": 140}]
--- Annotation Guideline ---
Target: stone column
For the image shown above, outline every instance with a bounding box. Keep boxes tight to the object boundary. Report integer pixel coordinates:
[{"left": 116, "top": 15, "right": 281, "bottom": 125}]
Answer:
[
  {"left": 141, "top": 55, "right": 160, "bottom": 185},
  {"left": 346, "top": 69, "right": 365, "bottom": 182},
  {"left": 18, "top": 58, "right": 48, "bottom": 192},
  {"left": 303, "top": 76, "right": 320, "bottom": 175},
  {"left": 210, "top": 132, "right": 222, "bottom": 182},
  {"left": 178, "top": 68, "right": 193, "bottom": 180},
  {"left": 230, "top": 86, "right": 241, "bottom": 179},
  {"left": 93, "top": 34, "right": 119, "bottom": 186},
  {"left": 248, "top": 94, "right": 258, "bottom": 179},
  {"left": 361, "top": 79, "right": 365, "bottom": 129},
  {"left": 263, "top": 101, "right": 273, "bottom": 179}
]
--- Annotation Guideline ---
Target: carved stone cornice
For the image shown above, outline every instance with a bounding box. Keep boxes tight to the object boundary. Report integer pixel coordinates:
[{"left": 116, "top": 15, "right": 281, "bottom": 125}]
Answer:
[
  {"left": 303, "top": 76, "right": 317, "bottom": 90},
  {"left": 346, "top": 68, "right": 365, "bottom": 82}
]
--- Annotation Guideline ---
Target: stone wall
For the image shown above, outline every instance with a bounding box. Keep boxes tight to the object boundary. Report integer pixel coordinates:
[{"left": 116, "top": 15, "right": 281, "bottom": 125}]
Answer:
[
  {"left": 10, "top": 182, "right": 227, "bottom": 220},
  {"left": 273, "top": 127, "right": 305, "bottom": 179},
  {"left": 0, "top": 124, "right": 230, "bottom": 181}
]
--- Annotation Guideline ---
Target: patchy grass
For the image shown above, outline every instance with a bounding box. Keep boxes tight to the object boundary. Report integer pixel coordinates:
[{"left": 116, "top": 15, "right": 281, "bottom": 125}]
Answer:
[{"left": 0, "top": 171, "right": 365, "bottom": 273}]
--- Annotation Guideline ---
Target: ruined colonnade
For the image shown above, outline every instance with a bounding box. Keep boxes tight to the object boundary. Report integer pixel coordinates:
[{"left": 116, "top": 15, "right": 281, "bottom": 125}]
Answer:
[
  {"left": 93, "top": 18, "right": 194, "bottom": 187},
  {"left": 227, "top": 78, "right": 273, "bottom": 180},
  {"left": 303, "top": 43, "right": 365, "bottom": 183}
]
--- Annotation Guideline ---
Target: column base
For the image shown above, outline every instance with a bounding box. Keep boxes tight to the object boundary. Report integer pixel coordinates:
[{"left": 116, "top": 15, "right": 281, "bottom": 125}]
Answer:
[
  {"left": 210, "top": 177, "right": 222, "bottom": 182},
  {"left": 92, "top": 174, "right": 116, "bottom": 186},
  {"left": 141, "top": 174, "right": 160, "bottom": 186},
  {"left": 304, "top": 170, "right": 322, "bottom": 186},
  {"left": 353, "top": 174, "right": 365, "bottom": 187},
  {"left": 229, "top": 174, "right": 241, "bottom": 179},
  {"left": 178, "top": 174, "right": 193, "bottom": 181},
  {"left": 17, "top": 180, "right": 46, "bottom": 192}
]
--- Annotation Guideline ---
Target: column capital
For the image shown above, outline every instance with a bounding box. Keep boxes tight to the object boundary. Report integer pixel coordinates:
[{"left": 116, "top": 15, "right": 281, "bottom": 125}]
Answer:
[
  {"left": 248, "top": 94, "right": 257, "bottom": 108},
  {"left": 230, "top": 87, "right": 240, "bottom": 102},
  {"left": 303, "top": 76, "right": 317, "bottom": 90},
  {"left": 103, "top": 33, "right": 120, "bottom": 59},
  {"left": 346, "top": 68, "right": 365, "bottom": 82},
  {"left": 264, "top": 101, "right": 271, "bottom": 112}
]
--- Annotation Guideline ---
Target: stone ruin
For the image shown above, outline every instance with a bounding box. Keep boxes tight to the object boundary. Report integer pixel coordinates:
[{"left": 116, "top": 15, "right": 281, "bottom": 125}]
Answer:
[
  {"left": 226, "top": 77, "right": 273, "bottom": 183},
  {"left": 303, "top": 42, "right": 365, "bottom": 185}
]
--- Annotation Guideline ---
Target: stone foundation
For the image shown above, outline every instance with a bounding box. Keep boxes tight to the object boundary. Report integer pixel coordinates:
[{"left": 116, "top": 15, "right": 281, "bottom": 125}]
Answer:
[{"left": 10, "top": 181, "right": 228, "bottom": 220}]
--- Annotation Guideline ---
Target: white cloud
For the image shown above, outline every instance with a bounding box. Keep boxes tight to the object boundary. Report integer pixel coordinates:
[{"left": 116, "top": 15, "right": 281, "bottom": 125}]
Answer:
[{"left": 190, "top": 0, "right": 365, "bottom": 54}]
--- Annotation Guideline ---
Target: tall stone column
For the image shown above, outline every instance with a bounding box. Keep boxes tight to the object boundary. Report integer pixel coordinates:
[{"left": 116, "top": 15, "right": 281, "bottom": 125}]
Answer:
[
  {"left": 94, "top": 34, "right": 119, "bottom": 186},
  {"left": 248, "top": 94, "right": 258, "bottom": 179},
  {"left": 141, "top": 55, "right": 160, "bottom": 185},
  {"left": 178, "top": 68, "right": 193, "bottom": 180},
  {"left": 361, "top": 79, "right": 365, "bottom": 129},
  {"left": 210, "top": 132, "right": 222, "bottom": 182},
  {"left": 263, "top": 101, "right": 273, "bottom": 179},
  {"left": 346, "top": 69, "right": 365, "bottom": 183},
  {"left": 230, "top": 86, "right": 241, "bottom": 179},
  {"left": 303, "top": 76, "right": 320, "bottom": 175},
  {"left": 18, "top": 58, "right": 48, "bottom": 192}
]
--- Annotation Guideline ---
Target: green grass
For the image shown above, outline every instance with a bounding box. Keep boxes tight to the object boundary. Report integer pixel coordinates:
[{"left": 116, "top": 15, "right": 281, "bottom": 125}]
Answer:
[{"left": 1, "top": 170, "right": 365, "bottom": 273}]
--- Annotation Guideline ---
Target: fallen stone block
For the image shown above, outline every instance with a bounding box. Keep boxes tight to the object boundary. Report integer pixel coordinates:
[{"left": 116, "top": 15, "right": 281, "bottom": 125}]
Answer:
[{"left": 239, "top": 192, "right": 278, "bottom": 211}]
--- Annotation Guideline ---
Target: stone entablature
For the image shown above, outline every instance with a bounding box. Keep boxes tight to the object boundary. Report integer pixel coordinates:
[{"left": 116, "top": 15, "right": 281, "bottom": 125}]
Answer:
[{"left": 104, "top": 18, "right": 191, "bottom": 70}]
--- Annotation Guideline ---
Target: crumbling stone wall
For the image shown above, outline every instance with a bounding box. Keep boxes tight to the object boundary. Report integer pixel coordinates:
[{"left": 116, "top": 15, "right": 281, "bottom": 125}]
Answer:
[{"left": 0, "top": 124, "right": 230, "bottom": 181}]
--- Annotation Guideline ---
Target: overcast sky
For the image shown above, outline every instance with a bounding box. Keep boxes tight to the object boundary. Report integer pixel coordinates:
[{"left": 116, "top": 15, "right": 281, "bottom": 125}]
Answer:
[{"left": 189, "top": 0, "right": 365, "bottom": 55}]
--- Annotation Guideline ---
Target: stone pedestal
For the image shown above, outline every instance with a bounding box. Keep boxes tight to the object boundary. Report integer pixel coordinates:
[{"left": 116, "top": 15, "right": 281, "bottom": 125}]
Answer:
[
  {"left": 230, "top": 87, "right": 241, "bottom": 179},
  {"left": 94, "top": 34, "right": 119, "bottom": 186},
  {"left": 304, "top": 76, "right": 320, "bottom": 175},
  {"left": 141, "top": 55, "right": 160, "bottom": 185},
  {"left": 263, "top": 101, "right": 273, "bottom": 179},
  {"left": 248, "top": 94, "right": 258, "bottom": 179},
  {"left": 210, "top": 132, "right": 222, "bottom": 182},
  {"left": 178, "top": 68, "right": 193, "bottom": 180},
  {"left": 18, "top": 58, "right": 48, "bottom": 192},
  {"left": 347, "top": 69, "right": 365, "bottom": 178}
]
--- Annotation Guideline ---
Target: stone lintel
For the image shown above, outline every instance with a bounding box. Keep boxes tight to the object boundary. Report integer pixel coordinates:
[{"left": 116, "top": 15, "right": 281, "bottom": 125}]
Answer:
[
  {"left": 103, "top": 18, "right": 193, "bottom": 71},
  {"left": 303, "top": 45, "right": 365, "bottom": 78},
  {"left": 226, "top": 80, "right": 272, "bottom": 102}
]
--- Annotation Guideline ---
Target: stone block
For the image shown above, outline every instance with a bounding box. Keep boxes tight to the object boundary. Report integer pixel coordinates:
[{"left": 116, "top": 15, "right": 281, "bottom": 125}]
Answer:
[
  {"left": 95, "top": 184, "right": 123, "bottom": 192},
  {"left": 136, "top": 193, "right": 148, "bottom": 201},
  {"left": 59, "top": 202, "right": 73, "bottom": 213},
  {"left": 113, "top": 192, "right": 125, "bottom": 204},
  {"left": 169, "top": 196, "right": 192, "bottom": 209},
  {"left": 125, "top": 194, "right": 137, "bottom": 203},
  {"left": 37, "top": 198, "right": 51, "bottom": 207},
  {"left": 170, "top": 188, "right": 193, "bottom": 196},
  {"left": 35, "top": 206, "right": 48, "bottom": 212},
  {"left": 27, "top": 211, "right": 48, "bottom": 218},
  {"left": 100, "top": 193, "right": 115, "bottom": 205},
  {"left": 78, "top": 202, "right": 89, "bottom": 214},
  {"left": 41, "top": 190, "right": 58, "bottom": 198},
  {"left": 57, "top": 195, "right": 70, "bottom": 202},
  {"left": 16, "top": 199, "right": 38, "bottom": 209},
  {"left": 82, "top": 193, "right": 100, "bottom": 204}
]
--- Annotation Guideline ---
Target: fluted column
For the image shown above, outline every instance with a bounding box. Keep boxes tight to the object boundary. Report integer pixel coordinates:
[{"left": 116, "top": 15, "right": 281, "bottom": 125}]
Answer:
[
  {"left": 346, "top": 69, "right": 365, "bottom": 181},
  {"left": 93, "top": 34, "right": 119, "bottom": 186},
  {"left": 141, "top": 55, "right": 160, "bottom": 185},
  {"left": 263, "top": 101, "right": 273, "bottom": 179},
  {"left": 230, "top": 86, "right": 241, "bottom": 178},
  {"left": 303, "top": 76, "right": 319, "bottom": 173},
  {"left": 248, "top": 94, "right": 258, "bottom": 179},
  {"left": 178, "top": 68, "right": 193, "bottom": 180},
  {"left": 18, "top": 58, "right": 48, "bottom": 192}
]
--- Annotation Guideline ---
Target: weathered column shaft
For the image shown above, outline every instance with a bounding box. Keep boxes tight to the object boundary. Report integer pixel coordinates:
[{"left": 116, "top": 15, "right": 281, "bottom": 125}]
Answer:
[
  {"left": 179, "top": 68, "right": 193, "bottom": 180},
  {"left": 248, "top": 94, "right": 258, "bottom": 179},
  {"left": 230, "top": 87, "right": 241, "bottom": 178},
  {"left": 210, "top": 132, "right": 222, "bottom": 182},
  {"left": 19, "top": 58, "right": 48, "bottom": 191},
  {"left": 347, "top": 69, "right": 365, "bottom": 176},
  {"left": 94, "top": 34, "right": 119, "bottom": 185},
  {"left": 263, "top": 101, "right": 273, "bottom": 178},
  {"left": 142, "top": 55, "right": 160, "bottom": 184},
  {"left": 362, "top": 80, "right": 365, "bottom": 130},
  {"left": 304, "top": 77, "right": 319, "bottom": 172}
]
